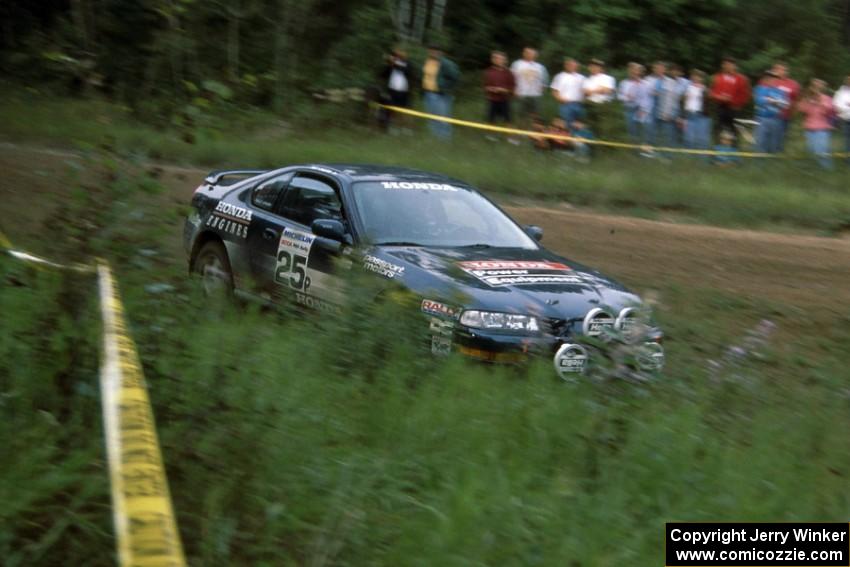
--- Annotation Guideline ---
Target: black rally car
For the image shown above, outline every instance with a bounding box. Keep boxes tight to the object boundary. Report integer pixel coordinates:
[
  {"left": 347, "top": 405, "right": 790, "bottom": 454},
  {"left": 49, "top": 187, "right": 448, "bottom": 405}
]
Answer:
[{"left": 184, "top": 164, "right": 664, "bottom": 378}]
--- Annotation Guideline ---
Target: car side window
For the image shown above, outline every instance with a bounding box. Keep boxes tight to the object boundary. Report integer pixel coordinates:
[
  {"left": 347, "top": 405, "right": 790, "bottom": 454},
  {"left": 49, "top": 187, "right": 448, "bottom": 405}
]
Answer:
[
  {"left": 278, "top": 175, "right": 343, "bottom": 226},
  {"left": 251, "top": 172, "right": 293, "bottom": 211}
]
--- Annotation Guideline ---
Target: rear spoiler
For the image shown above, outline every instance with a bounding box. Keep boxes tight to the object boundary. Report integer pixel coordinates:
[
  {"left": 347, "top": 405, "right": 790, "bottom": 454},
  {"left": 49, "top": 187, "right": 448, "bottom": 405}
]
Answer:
[{"left": 204, "top": 169, "right": 269, "bottom": 186}]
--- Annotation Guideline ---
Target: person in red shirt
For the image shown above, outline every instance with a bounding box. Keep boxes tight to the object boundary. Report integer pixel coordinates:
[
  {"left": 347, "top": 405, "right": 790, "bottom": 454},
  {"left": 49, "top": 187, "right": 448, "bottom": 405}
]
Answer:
[
  {"left": 770, "top": 61, "right": 801, "bottom": 150},
  {"left": 483, "top": 50, "right": 516, "bottom": 124},
  {"left": 709, "top": 57, "right": 751, "bottom": 143}
]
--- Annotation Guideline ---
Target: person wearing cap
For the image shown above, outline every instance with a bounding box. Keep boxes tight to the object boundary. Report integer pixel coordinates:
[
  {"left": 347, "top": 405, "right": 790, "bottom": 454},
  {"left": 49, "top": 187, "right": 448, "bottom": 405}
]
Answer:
[
  {"left": 753, "top": 69, "right": 789, "bottom": 154},
  {"left": 709, "top": 56, "right": 751, "bottom": 143},
  {"left": 422, "top": 45, "right": 460, "bottom": 139},
  {"left": 510, "top": 47, "right": 549, "bottom": 127},
  {"left": 550, "top": 58, "right": 586, "bottom": 127},
  {"left": 582, "top": 58, "right": 616, "bottom": 139}
]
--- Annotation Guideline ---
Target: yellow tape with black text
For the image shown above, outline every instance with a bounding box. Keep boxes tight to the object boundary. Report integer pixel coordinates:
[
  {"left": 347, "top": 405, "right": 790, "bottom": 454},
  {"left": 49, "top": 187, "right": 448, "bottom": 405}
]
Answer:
[{"left": 1, "top": 230, "right": 186, "bottom": 567}]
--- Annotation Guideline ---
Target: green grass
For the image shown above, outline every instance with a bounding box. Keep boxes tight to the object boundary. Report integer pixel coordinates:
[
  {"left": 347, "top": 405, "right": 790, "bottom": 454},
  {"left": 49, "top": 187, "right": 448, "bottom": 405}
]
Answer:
[
  {"left": 1, "top": 87, "right": 849, "bottom": 233},
  {"left": 2, "top": 153, "right": 850, "bottom": 565}
]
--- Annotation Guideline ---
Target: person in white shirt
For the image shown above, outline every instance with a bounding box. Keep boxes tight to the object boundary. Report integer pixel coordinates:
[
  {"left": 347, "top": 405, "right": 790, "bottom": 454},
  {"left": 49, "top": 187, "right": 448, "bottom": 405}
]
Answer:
[
  {"left": 834, "top": 74, "right": 850, "bottom": 161},
  {"left": 510, "top": 47, "right": 549, "bottom": 125},
  {"left": 582, "top": 58, "right": 616, "bottom": 138},
  {"left": 550, "top": 58, "right": 586, "bottom": 126},
  {"left": 683, "top": 69, "right": 711, "bottom": 151}
]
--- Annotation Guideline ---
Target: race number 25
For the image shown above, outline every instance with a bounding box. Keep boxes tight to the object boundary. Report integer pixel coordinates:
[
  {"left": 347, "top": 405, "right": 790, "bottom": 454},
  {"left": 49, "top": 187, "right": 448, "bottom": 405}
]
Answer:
[{"left": 275, "top": 250, "right": 310, "bottom": 290}]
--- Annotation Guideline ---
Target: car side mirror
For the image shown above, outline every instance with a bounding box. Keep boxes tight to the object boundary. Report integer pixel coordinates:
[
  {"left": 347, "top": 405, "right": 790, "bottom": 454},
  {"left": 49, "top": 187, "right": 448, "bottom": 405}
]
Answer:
[
  {"left": 312, "top": 219, "right": 345, "bottom": 241},
  {"left": 524, "top": 225, "right": 544, "bottom": 242},
  {"left": 311, "top": 219, "right": 348, "bottom": 253}
]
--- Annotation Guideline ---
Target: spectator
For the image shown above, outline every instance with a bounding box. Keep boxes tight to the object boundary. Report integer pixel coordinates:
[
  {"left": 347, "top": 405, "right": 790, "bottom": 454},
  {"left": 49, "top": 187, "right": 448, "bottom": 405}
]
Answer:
[
  {"left": 510, "top": 47, "right": 549, "bottom": 126},
  {"left": 421, "top": 45, "right": 460, "bottom": 139},
  {"left": 550, "top": 58, "right": 585, "bottom": 126},
  {"left": 529, "top": 116, "right": 551, "bottom": 150},
  {"left": 670, "top": 64, "right": 690, "bottom": 144},
  {"left": 683, "top": 69, "right": 712, "bottom": 152},
  {"left": 771, "top": 61, "right": 801, "bottom": 150},
  {"left": 570, "top": 119, "right": 594, "bottom": 161},
  {"left": 377, "top": 48, "right": 413, "bottom": 132},
  {"left": 618, "top": 62, "right": 650, "bottom": 144},
  {"left": 647, "top": 61, "right": 681, "bottom": 151},
  {"left": 529, "top": 117, "right": 573, "bottom": 152},
  {"left": 797, "top": 78, "right": 835, "bottom": 169},
  {"left": 546, "top": 117, "right": 574, "bottom": 151},
  {"left": 712, "top": 130, "right": 741, "bottom": 167},
  {"left": 483, "top": 50, "right": 515, "bottom": 125},
  {"left": 582, "top": 58, "right": 616, "bottom": 138},
  {"left": 670, "top": 64, "right": 690, "bottom": 93},
  {"left": 833, "top": 74, "right": 850, "bottom": 163},
  {"left": 709, "top": 57, "right": 751, "bottom": 143},
  {"left": 753, "top": 70, "right": 789, "bottom": 154}
]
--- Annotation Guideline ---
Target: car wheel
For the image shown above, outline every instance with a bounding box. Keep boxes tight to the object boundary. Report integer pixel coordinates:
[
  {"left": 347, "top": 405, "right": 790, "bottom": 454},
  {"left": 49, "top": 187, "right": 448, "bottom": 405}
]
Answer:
[{"left": 193, "top": 240, "right": 234, "bottom": 298}]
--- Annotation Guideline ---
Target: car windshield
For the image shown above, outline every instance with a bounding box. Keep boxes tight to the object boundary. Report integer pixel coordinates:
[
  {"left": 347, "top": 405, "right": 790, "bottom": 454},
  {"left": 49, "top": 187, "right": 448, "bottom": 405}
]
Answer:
[{"left": 352, "top": 180, "right": 538, "bottom": 249}]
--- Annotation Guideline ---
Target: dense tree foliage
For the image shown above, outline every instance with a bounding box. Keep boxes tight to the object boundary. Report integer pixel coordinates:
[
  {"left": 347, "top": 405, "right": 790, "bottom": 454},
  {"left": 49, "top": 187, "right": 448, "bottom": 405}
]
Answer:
[{"left": 3, "top": 0, "right": 849, "bottom": 114}]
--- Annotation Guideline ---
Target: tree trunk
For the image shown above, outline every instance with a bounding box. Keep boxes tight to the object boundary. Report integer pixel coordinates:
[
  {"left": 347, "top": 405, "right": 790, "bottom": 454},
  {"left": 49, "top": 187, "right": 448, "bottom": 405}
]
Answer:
[
  {"left": 273, "top": 0, "right": 289, "bottom": 113},
  {"left": 430, "top": 0, "right": 447, "bottom": 33},
  {"left": 412, "top": 0, "right": 428, "bottom": 44},
  {"left": 227, "top": 0, "right": 241, "bottom": 82},
  {"left": 393, "top": 0, "right": 412, "bottom": 41},
  {"left": 70, "top": 0, "right": 91, "bottom": 50}
]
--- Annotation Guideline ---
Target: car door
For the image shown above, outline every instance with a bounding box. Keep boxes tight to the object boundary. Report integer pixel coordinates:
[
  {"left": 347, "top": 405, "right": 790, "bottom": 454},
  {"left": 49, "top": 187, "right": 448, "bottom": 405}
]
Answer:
[
  {"left": 245, "top": 171, "right": 295, "bottom": 298},
  {"left": 260, "top": 172, "right": 349, "bottom": 309}
]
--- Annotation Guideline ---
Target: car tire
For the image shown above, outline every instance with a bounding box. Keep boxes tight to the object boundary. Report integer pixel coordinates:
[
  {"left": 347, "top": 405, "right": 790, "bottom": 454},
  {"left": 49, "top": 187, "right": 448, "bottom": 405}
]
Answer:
[{"left": 193, "top": 240, "right": 234, "bottom": 298}]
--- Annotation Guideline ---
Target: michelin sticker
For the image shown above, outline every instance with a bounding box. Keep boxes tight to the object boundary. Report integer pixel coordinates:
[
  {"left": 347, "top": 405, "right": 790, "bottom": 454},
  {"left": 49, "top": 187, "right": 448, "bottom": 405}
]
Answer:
[
  {"left": 381, "top": 181, "right": 459, "bottom": 192},
  {"left": 458, "top": 260, "right": 583, "bottom": 287},
  {"left": 206, "top": 202, "right": 253, "bottom": 238}
]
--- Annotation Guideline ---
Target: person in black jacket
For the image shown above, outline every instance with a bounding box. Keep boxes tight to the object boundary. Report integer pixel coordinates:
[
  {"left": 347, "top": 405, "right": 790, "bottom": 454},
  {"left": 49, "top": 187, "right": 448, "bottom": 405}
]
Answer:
[{"left": 377, "top": 48, "right": 414, "bottom": 131}]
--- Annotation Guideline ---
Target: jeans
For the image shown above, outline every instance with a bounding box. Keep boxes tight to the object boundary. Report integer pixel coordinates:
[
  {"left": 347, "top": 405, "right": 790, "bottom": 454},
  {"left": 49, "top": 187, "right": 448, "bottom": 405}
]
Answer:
[
  {"left": 647, "top": 117, "right": 676, "bottom": 149},
  {"left": 805, "top": 129, "right": 833, "bottom": 169},
  {"left": 842, "top": 120, "right": 850, "bottom": 161},
  {"left": 624, "top": 106, "right": 641, "bottom": 143},
  {"left": 558, "top": 102, "right": 584, "bottom": 126},
  {"left": 755, "top": 116, "right": 783, "bottom": 154},
  {"left": 424, "top": 91, "right": 453, "bottom": 139},
  {"left": 684, "top": 112, "right": 711, "bottom": 151},
  {"left": 778, "top": 118, "right": 790, "bottom": 151}
]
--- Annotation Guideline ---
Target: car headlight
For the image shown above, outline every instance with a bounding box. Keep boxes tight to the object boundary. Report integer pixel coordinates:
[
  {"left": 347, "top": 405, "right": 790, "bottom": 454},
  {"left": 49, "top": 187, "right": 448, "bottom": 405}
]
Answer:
[{"left": 459, "top": 310, "right": 540, "bottom": 332}]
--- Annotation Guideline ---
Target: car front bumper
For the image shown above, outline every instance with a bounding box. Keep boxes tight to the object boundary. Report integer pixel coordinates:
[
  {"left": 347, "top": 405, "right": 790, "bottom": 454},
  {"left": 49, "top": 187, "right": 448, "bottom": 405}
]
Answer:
[{"left": 452, "top": 326, "right": 664, "bottom": 378}]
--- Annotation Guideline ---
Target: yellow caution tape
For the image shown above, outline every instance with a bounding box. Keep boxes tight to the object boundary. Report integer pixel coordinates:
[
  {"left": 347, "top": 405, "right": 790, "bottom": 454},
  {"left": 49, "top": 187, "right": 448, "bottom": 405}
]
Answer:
[
  {"left": 6, "top": 249, "right": 95, "bottom": 273},
  {"left": 378, "top": 104, "right": 850, "bottom": 159},
  {"left": 98, "top": 262, "right": 186, "bottom": 567},
  {"left": 4, "top": 230, "right": 186, "bottom": 567}
]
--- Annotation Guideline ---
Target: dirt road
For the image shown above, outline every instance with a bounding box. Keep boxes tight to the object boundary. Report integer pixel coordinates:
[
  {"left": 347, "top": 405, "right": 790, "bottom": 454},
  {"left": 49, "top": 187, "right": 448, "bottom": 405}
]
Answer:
[{"left": 2, "top": 144, "right": 848, "bottom": 312}]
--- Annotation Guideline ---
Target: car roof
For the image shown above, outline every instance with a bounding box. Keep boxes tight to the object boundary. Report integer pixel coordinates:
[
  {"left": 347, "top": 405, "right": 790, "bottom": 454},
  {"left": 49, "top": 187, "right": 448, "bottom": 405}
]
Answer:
[{"left": 310, "top": 163, "right": 465, "bottom": 185}]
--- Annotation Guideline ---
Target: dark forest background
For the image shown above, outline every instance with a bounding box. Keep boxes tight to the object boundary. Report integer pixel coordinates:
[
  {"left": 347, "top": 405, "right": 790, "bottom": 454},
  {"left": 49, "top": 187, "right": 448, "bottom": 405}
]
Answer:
[{"left": 3, "top": 0, "right": 850, "bottom": 114}]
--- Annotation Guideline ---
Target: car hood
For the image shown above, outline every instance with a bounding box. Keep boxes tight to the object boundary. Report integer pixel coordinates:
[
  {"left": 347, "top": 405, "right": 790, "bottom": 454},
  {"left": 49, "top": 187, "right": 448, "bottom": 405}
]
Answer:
[{"left": 369, "top": 245, "right": 641, "bottom": 321}]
